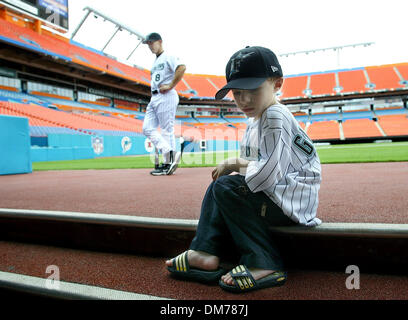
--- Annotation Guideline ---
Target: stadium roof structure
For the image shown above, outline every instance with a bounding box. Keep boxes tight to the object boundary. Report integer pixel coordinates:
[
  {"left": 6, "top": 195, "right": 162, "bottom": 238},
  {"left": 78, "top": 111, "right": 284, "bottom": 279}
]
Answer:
[
  {"left": 0, "top": 6, "right": 407, "bottom": 111},
  {"left": 70, "top": 6, "right": 146, "bottom": 62}
]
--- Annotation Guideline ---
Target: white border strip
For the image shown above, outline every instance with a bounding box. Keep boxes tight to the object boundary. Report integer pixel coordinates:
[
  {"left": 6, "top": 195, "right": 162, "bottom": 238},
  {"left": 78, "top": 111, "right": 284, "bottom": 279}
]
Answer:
[
  {"left": 1, "top": 208, "right": 408, "bottom": 238},
  {"left": 0, "top": 271, "right": 170, "bottom": 300},
  {"left": 0, "top": 208, "right": 198, "bottom": 231},
  {"left": 272, "top": 223, "right": 408, "bottom": 238}
]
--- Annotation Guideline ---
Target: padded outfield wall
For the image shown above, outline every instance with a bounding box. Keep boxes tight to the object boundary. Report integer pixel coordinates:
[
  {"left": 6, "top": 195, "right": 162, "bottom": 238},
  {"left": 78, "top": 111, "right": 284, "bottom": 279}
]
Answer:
[
  {"left": 31, "top": 134, "right": 154, "bottom": 162},
  {"left": 0, "top": 115, "right": 32, "bottom": 175},
  {"left": 30, "top": 133, "right": 240, "bottom": 162}
]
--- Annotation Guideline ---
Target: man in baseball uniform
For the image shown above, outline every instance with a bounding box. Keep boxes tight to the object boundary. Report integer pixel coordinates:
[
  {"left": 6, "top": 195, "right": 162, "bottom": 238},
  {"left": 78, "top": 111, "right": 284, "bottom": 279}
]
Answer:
[{"left": 142, "top": 32, "right": 186, "bottom": 176}]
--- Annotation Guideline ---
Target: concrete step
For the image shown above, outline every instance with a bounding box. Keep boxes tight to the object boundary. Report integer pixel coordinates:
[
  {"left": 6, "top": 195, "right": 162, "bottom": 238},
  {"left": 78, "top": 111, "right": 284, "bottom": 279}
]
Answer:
[
  {"left": 1, "top": 208, "right": 408, "bottom": 274},
  {"left": 1, "top": 240, "right": 407, "bottom": 300}
]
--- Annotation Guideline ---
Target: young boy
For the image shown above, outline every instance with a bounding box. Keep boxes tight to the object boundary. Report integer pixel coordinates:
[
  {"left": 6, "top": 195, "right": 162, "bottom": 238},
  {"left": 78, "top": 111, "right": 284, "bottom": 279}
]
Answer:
[{"left": 165, "top": 46, "right": 322, "bottom": 293}]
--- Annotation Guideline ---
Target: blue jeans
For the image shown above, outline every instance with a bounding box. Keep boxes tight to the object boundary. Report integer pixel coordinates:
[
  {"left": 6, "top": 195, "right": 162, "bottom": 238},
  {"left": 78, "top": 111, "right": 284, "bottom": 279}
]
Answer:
[{"left": 190, "top": 174, "right": 295, "bottom": 271}]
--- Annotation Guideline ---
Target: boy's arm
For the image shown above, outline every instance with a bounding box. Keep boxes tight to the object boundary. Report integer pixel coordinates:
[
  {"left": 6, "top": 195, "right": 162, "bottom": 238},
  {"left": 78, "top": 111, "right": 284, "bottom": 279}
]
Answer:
[{"left": 212, "top": 158, "right": 249, "bottom": 181}]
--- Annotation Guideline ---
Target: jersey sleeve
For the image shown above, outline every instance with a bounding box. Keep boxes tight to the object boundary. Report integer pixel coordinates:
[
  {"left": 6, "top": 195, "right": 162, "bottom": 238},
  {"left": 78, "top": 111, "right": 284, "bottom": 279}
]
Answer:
[
  {"left": 167, "top": 55, "right": 183, "bottom": 72},
  {"left": 245, "top": 110, "right": 291, "bottom": 193}
]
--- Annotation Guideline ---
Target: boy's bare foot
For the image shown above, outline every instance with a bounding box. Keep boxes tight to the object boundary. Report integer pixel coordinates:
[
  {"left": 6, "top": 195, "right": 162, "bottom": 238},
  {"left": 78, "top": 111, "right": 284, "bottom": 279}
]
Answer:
[{"left": 165, "top": 250, "right": 219, "bottom": 271}]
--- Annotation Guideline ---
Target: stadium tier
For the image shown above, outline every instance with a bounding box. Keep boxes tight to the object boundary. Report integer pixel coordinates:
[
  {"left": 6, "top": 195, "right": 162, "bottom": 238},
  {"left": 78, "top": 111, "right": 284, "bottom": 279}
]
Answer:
[
  {"left": 0, "top": 100, "right": 144, "bottom": 136},
  {"left": 1, "top": 16, "right": 408, "bottom": 100},
  {"left": 1, "top": 84, "right": 407, "bottom": 144},
  {"left": 0, "top": 17, "right": 151, "bottom": 87},
  {"left": 0, "top": 90, "right": 213, "bottom": 146},
  {"left": 1, "top": 9, "right": 408, "bottom": 153}
]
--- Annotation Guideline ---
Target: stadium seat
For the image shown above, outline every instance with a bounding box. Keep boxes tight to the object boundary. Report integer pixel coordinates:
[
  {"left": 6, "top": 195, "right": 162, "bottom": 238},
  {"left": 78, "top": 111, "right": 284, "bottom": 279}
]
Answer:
[
  {"left": 206, "top": 75, "right": 234, "bottom": 100},
  {"left": 337, "top": 69, "right": 367, "bottom": 94},
  {"left": 377, "top": 114, "right": 408, "bottom": 136},
  {"left": 280, "top": 76, "right": 308, "bottom": 99},
  {"left": 0, "top": 101, "right": 145, "bottom": 136},
  {"left": 307, "top": 121, "right": 340, "bottom": 140},
  {"left": 309, "top": 72, "right": 337, "bottom": 96},
  {"left": 365, "top": 65, "right": 404, "bottom": 91},
  {"left": 342, "top": 119, "right": 383, "bottom": 138},
  {"left": 182, "top": 74, "right": 218, "bottom": 98}
]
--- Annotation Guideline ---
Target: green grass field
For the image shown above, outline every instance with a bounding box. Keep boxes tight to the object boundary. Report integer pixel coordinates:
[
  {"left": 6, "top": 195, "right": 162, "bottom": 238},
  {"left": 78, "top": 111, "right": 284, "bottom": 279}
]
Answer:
[{"left": 32, "top": 141, "right": 408, "bottom": 171}]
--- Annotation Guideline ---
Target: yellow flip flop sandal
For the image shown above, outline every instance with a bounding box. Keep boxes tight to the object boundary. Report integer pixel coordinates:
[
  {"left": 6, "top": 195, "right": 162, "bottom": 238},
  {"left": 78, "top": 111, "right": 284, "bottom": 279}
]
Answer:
[
  {"left": 219, "top": 265, "right": 287, "bottom": 293},
  {"left": 167, "top": 251, "right": 226, "bottom": 283}
]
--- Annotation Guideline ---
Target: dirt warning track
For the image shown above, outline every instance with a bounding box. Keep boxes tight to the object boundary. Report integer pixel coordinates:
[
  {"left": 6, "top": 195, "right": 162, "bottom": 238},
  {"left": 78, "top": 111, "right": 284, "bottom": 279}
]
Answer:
[{"left": 0, "top": 162, "right": 407, "bottom": 224}]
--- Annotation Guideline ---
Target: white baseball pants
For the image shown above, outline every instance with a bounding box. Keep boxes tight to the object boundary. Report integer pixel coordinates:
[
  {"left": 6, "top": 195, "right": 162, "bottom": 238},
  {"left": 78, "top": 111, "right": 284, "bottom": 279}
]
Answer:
[{"left": 142, "top": 89, "right": 179, "bottom": 164}]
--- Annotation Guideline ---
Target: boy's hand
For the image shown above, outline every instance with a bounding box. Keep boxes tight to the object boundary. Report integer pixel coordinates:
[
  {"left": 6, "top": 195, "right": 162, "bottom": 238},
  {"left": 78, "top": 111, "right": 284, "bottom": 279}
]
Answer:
[
  {"left": 212, "top": 158, "right": 250, "bottom": 181},
  {"left": 212, "top": 163, "right": 233, "bottom": 181}
]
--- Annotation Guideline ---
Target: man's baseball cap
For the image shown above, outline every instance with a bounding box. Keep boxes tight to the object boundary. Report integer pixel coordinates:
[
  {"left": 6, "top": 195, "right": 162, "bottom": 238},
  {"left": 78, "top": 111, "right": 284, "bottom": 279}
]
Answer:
[
  {"left": 215, "top": 46, "right": 283, "bottom": 100},
  {"left": 143, "top": 32, "right": 162, "bottom": 44}
]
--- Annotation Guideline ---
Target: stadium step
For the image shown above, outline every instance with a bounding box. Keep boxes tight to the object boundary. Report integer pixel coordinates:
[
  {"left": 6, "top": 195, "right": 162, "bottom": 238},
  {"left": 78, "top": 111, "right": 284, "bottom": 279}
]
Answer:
[
  {"left": 374, "top": 120, "right": 387, "bottom": 137},
  {"left": 393, "top": 66, "right": 405, "bottom": 82},
  {"left": 338, "top": 121, "right": 345, "bottom": 140},
  {"left": 1, "top": 240, "right": 408, "bottom": 300},
  {"left": 1, "top": 208, "right": 408, "bottom": 275}
]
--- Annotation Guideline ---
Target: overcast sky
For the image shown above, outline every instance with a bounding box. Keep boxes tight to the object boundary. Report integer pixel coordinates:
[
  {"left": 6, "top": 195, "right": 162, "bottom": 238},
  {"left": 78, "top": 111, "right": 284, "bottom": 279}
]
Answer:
[{"left": 67, "top": 0, "right": 407, "bottom": 76}]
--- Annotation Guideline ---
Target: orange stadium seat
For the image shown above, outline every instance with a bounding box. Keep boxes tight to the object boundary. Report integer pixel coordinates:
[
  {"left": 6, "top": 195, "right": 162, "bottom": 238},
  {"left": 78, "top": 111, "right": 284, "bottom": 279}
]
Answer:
[
  {"left": 174, "top": 79, "right": 196, "bottom": 98},
  {"left": 0, "top": 104, "right": 54, "bottom": 127},
  {"left": 280, "top": 76, "right": 308, "bottom": 99},
  {"left": 365, "top": 65, "right": 404, "bottom": 91},
  {"left": 0, "top": 101, "right": 145, "bottom": 134},
  {"left": 206, "top": 75, "right": 234, "bottom": 100},
  {"left": 307, "top": 121, "right": 340, "bottom": 140},
  {"left": 337, "top": 69, "right": 367, "bottom": 93},
  {"left": 0, "top": 18, "right": 152, "bottom": 86},
  {"left": 342, "top": 119, "right": 383, "bottom": 139},
  {"left": 377, "top": 114, "right": 408, "bottom": 136},
  {"left": 69, "top": 42, "right": 151, "bottom": 85},
  {"left": 183, "top": 74, "right": 218, "bottom": 98},
  {"left": 309, "top": 72, "right": 337, "bottom": 96},
  {"left": 0, "top": 18, "right": 70, "bottom": 58}
]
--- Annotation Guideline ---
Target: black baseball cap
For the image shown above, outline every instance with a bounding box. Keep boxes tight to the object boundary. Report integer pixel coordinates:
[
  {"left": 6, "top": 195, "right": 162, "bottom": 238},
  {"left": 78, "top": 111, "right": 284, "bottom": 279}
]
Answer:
[
  {"left": 215, "top": 46, "right": 283, "bottom": 100},
  {"left": 143, "top": 32, "right": 162, "bottom": 44}
]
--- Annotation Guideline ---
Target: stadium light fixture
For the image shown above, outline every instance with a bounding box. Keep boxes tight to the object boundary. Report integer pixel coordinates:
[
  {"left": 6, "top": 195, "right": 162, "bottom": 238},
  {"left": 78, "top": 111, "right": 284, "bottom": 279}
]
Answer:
[
  {"left": 280, "top": 42, "right": 374, "bottom": 57},
  {"left": 71, "top": 6, "right": 146, "bottom": 60},
  {"left": 279, "top": 42, "right": 374, "bottom": 68}
]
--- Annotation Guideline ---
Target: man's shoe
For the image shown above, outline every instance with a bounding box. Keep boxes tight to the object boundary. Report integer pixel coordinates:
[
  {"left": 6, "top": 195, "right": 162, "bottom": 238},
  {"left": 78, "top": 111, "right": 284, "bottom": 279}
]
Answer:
[
  {"left": 167, "top": 151, "right": 181, "bottom": 175},
  {"left": 150, "top": 164, "right": 170, "bottom": 176}
]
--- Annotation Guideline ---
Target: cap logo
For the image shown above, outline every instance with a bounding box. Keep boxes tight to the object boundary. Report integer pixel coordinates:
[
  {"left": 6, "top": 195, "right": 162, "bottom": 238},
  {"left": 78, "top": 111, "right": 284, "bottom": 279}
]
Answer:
[
  {"left": 229, "top": 51, "right": 256, "bottom": 78},
  {"left": 271, "top": 65, "right": 279, "bottom": 73}
]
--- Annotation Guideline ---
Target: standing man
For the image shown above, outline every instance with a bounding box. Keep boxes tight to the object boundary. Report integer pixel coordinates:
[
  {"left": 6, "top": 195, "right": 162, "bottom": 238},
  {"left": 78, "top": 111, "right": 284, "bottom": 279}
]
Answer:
[{"left": 142, "top": 32, "right": 186, "bottom": 176}]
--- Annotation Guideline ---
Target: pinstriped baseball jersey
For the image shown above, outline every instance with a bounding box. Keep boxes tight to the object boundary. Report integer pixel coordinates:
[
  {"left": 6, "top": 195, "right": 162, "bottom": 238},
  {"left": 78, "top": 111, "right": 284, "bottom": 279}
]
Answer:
[
  {"left": 143, "top": 51, "right": 183, "bottom": 163},
  {"left": 150, "top": 52, "right": 182, "bottom": 92},
  {"left": 240, "top": 104, "right": 322, "bottom": 226}
]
